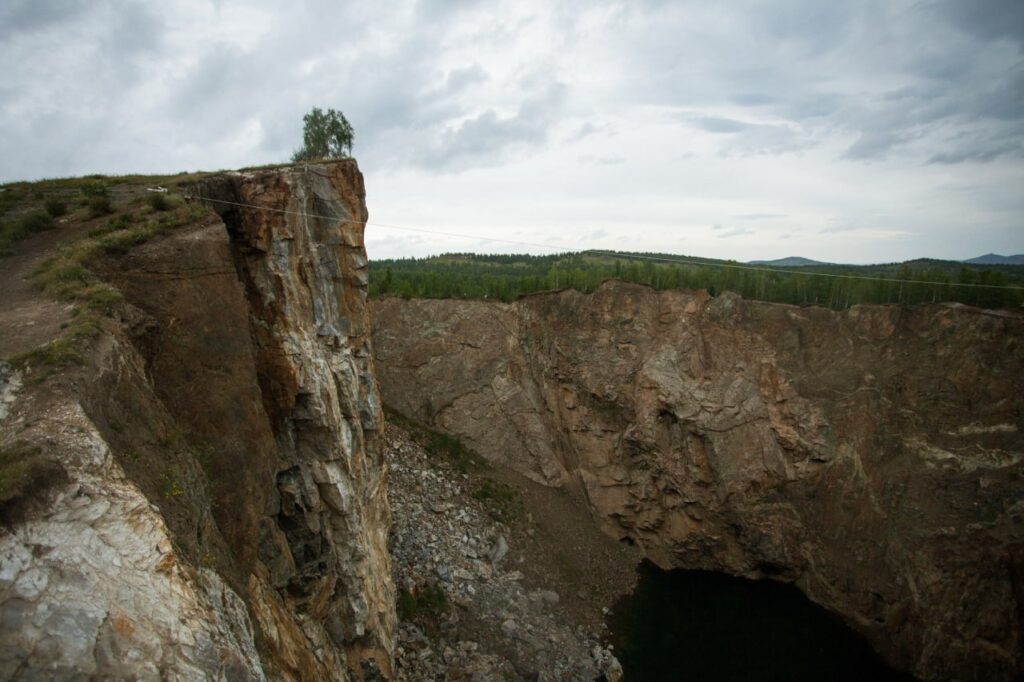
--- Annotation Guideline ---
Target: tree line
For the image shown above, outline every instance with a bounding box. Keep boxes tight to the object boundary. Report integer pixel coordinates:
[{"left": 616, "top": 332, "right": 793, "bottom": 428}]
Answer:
[{"left": 368, "top": 252, "right": 1024, "bottom": 310}]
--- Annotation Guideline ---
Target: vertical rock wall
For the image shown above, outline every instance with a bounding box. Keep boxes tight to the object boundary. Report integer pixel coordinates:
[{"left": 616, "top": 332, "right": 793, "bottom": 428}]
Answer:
[
  {"left": 0, "top": 161, "right": 394, "bottom": 680},
  {"left": 372, "top": 284, "right": 1024, "bottom": 681},
  {"left": 192, "top": 161, "right": 394, "bottom": 678}
]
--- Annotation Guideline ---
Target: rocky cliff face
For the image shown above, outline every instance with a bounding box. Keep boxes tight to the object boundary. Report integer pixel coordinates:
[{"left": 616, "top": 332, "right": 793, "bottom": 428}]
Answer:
[
  {"left": 0, "top": 161, "right": 393, "bottom": 680},
  {"left": 372, "top": 283, "right": 1024, "bottom": 681}
]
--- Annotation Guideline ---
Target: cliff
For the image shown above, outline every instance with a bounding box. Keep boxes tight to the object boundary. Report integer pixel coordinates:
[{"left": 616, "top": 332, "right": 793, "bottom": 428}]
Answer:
[
  {"left": 0, "top": 161, "right": 393, "bottom": 679},
  {"left": 372, "top": 283, "right": 1024, "bottom": 681}
]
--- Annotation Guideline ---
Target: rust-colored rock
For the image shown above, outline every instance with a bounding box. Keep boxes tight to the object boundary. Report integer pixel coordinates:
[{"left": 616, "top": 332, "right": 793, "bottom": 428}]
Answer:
[
  {"left": 372, "top": 282, "right": 1024, "bottom": 681},
  {"left": 0, "top": 160, "right": 393, "bottom": 680}
]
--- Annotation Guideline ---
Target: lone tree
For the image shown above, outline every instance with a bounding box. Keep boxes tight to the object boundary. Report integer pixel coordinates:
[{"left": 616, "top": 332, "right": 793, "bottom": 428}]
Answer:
[{"left": 292, "top": 107, "right": 354, "bottom": 161}]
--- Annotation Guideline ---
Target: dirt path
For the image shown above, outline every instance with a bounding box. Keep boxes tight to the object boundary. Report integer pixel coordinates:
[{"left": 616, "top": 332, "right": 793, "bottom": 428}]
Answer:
[{"left": 0, "top": 220, "right": 83, "bottom": 359}]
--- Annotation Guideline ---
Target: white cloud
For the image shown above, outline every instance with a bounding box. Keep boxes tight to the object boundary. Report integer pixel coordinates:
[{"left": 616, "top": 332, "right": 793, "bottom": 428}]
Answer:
[{"left": 0, "top": 0, "right": 1021, "bottom": 262}]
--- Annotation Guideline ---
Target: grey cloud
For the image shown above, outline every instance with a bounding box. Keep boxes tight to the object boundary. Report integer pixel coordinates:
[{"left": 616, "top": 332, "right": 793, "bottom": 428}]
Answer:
[
  {"left": 683, "top": 115, "right": 811, "bottom": 155},
  {"left": 932, "top": 0, "right": 1024, "bottom": 49},
  {"left": 689, "top": 116, "right": 753, "bottom": 134},
  {"left": 928, "top": 138, "right": 1024, "bottom": 164},
  {"left": 445, "top": 63, "right": 488, "bottom": 92},
  {"left": 0, "top": 1, "right": 92, "bottom": 38},
  {"left": 619, "top": 0, "right": 1022, "bottom": 165},
  {"left": 717, "top": 227, "right": 754, "bottom": 238},
  {"left": 414, "top": 82, "right": 567, "bottom": 170},
  {"left": 735, "top": 213, "right": 786, "bottom": 221},
  {"left": 844, "top": 131, "right": 913, "bottom": 161},
  {"left": 731, "top": 93, "right": 775, "bottom": 107}
]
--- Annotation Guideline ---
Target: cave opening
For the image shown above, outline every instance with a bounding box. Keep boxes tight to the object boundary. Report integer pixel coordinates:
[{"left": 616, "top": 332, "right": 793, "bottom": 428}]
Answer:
[{"left": 605, "top": 560, "right": 914, "bottom": 681}]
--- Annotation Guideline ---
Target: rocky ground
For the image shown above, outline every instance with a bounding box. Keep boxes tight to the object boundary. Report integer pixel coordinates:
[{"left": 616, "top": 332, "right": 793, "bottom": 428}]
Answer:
[{"left": 384, "top": 415, "right": 638, "bottom": 681}]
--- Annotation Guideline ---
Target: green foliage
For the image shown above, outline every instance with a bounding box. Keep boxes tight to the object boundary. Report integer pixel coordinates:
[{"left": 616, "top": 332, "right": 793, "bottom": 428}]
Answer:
[
  {"left": 0, "top": 442, "right": 45, "bottom": 504},
  {"left": 88, "top": 212, "right": 134, "bottom": 237},
  {"left": 148, "top": 193, "right": 171, "bottom": 211},
  {"left": 0, "top": 441, "right": 62, "bottom": 518},
  {"left": 44, "top": 198, "right": 67, "bottom": 217},
  {"left": 87, "top": 196, "right": 112, "bottom": 218},
  {"left": 81, "top": 181, "right": 109, "bottom": 198},
  {"left": 11, "top": 317, "right": 102, "bottom": 373},
  {"left": 160, "top": 472, "right": 184, "bottom": 498},
  {"left": 368, "top": 251, "right": 1024, "bottom": 310},
  {"left": 424, "top": 431, "right": 486, "bottom": 473},
  {"left": 396, "top": 581, "right": 448, "bottom": 623},
  {"left": 385, "top": 405, "right": 489, "bottom": 473},
  {"left": 1, "top": 210, "right": 56, "bottom": 253},
  {"left": 292, "top": 107, "right": 354, "bottom": 161},
  {"left": 473, "top": 478, "right": 521, "bottom": 523}
]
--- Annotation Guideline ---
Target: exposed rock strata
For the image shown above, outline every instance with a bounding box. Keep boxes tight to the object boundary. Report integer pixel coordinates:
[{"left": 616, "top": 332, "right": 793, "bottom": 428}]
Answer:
[
  {"left": 0, "top": 161, "right": 393, "bottom": 680},
  {"left": 372, "top": 283, "right": 1024, "bottom": 681}
]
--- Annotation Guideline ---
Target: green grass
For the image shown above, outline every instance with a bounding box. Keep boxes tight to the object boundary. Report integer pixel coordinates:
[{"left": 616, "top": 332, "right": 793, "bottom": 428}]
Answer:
[
  {"left": 0, "top": 209, "right": 56, "bottom": 254},
  {"left": 396, "top": 581, "right": 448, "bottom": 623},
  {"left": 6, "top": 201, "right": 209, "bottom": 378},
  {"left": 385, "top": 405, "right": 489, "bottom": 473},
  {"left": 424, "top": 431, "right": 487, "bottom": 473},
  {"left": 10, "top": 316, "right": 103, "bottom": 376}
]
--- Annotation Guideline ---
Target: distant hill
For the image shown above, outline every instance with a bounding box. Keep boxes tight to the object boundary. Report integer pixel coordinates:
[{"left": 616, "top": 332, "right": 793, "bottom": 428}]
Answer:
[
  {"left": 368, "top": 250, "right": 1024, "bottom": 309},
  {"left": 747, "top": 256, "right": 831, "bottom": 267},
  {"left": 963, "top": 254, "right": 1024, "bottom": 265}
]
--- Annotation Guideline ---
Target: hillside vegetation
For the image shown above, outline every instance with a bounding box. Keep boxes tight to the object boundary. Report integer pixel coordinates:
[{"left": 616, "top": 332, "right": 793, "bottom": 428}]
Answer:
[{"left": 369, "top": 251, "right": 1024, "bottom": 309}]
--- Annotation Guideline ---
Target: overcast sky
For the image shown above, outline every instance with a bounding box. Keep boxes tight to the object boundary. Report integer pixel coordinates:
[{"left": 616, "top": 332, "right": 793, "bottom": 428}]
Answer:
[{"left": 1, "top": 0, "right": 1022, "bottom": 263}]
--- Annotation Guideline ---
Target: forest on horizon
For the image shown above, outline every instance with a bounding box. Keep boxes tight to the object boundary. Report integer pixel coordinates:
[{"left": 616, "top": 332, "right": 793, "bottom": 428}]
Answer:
[{"left": 368, "top": 251, "right": 1024, "bottom": 310}]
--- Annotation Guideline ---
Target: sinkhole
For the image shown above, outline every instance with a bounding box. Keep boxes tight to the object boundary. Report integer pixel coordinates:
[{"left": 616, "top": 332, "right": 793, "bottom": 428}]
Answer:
[{"left": 605, "top": 560, "right": 915, "bottom": 681}]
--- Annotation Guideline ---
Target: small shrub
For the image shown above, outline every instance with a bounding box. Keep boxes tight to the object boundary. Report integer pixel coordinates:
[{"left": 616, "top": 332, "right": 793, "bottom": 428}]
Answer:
[
  {"left": 21, "top": 210, "right": 55, "bottom": 234},
  {"left": 96, "top": 223, "right": 157, "bottom": 254},
  {"left": 35, "top": 259, "right": 93, "bottom": 299},
  {"left": 160, "top": 472, "right": 184, "bottom": 498},
  {"left": 14, "top": 336, "right": 85, "bottom": 368},
  {"left": 473, "top": 478, "right": 521, "bottom": 522},
  {"left": 1, "top": 210, "right": 55, "bottom": 243},
  {"left": 44, "top": 199, "right": 67, "bottom": 217},
  {"left": 0, "top": 442, "right": 45, "bottom": 504},
  {"left": 81, "top": 181, "right": 108, "bottom": 198},
  {"left": 396, "top": 581, "right": 448, "bottom": 622},
  {"left": 87, "top": 196, "right": 112, "bottom": 218},
  {"left": 87, "top": 212, "right": 133, "bottom": 238},
  {"left": 9, "top": 314, "right": 102, "bottom": 378},
  {"left": 79, "top": 284, "right": 123, "bottom": 313},
  {"left": 0, "top": 441, "right": 63, "bottom": 520},
  {"left": 424, "top": 432, "right": 485, "bottom": 473},
  {"left": 148, "top": 193, "right": 170, "bottom": 211}
]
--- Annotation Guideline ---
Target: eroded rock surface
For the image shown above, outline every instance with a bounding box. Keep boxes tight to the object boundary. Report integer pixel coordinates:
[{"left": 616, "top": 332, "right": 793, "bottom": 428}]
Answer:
[
  {"left": 372, "top": 283, "right": 1024, "bottom": 681},
  {"left": 0, "top": 160, "right": 393, "bottom": 680}
]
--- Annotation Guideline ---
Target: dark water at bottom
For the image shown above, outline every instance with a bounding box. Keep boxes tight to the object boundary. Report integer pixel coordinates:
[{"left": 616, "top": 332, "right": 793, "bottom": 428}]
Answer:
[{"left": 606, "top": 561, "right": 915, "bottom": 682}]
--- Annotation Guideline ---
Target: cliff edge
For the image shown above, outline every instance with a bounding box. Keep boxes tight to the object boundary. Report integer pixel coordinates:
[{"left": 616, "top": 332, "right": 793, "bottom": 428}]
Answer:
[{"left": 0, "top": 160, "right": 393, "bottom": 680}]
